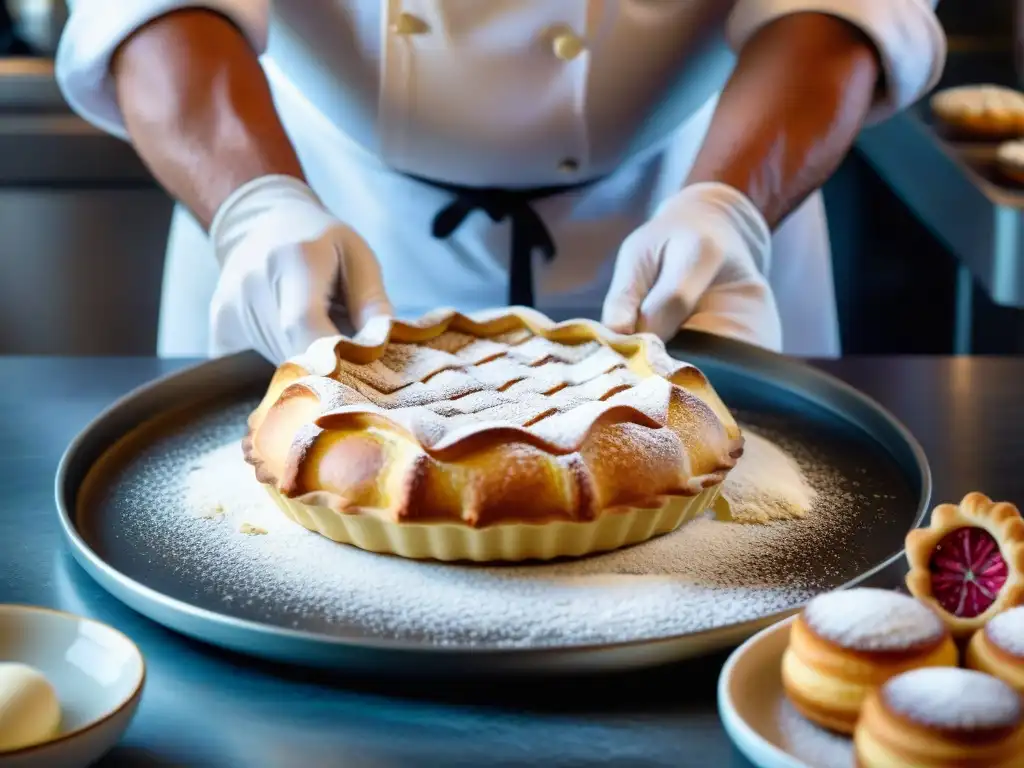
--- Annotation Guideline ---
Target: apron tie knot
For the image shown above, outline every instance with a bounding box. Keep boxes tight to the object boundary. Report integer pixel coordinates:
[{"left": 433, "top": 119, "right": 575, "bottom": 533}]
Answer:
[{"left": 413, "top": 176, "right": 589, "bottom": 307}]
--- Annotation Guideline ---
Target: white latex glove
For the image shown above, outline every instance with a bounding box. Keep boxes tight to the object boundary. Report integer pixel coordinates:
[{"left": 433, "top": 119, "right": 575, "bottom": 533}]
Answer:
[
  {"left": 208, "top": 175, "right": 393, "bottom": 364},
  {"left": 601, "top": 182, "right": 782, "bottom": 352}
]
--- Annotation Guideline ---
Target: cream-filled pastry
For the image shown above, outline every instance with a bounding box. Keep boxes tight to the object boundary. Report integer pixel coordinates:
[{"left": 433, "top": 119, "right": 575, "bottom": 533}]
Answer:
[
  {"left": 966, "top": 605, "right": 1024, "bottom": 694},
  {"left": 781, "top": 588, "right": 957, "bottom": 735},
  {"left": 854, "top": 667, "right": 1024, "bottom": 768}
]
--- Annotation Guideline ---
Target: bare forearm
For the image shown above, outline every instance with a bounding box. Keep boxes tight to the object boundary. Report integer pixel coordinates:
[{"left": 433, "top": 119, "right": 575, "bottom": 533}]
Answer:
[
  {"left": 111, "top": 8, "right": 303, "bottom": 229},
  {"left": 687, "top": 13, "right": 880, "bottom": 228}
]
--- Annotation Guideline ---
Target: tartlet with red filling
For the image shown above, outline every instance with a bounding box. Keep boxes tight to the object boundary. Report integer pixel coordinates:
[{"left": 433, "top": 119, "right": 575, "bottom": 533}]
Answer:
[{"left": 905, "top": 492, "right": 1024, "bottom": 638}]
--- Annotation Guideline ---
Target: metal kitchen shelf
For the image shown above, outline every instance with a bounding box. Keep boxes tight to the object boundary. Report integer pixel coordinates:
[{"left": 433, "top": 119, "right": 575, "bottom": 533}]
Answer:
[
  {"left": 0, "top": 58, "right": 153, "bottom": 184},
  {"left": 857, "top": 51, "right": 1024, "bottom": 311}
]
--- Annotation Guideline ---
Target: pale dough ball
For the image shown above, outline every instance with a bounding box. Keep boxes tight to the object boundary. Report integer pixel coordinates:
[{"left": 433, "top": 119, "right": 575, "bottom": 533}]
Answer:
[{"left": 0, "top": 662, "right": 61, "bottom": 752}]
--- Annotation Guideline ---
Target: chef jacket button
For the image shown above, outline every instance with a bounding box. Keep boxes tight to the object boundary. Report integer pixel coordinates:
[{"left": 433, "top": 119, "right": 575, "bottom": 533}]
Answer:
[
  {"left": 392, "top": 12, "right": 430, "bottom": 35},
  {"left": 552, "top": 31, "right": 586, "bottom": 61},
  {"left": 558, "top": 158, "right": 580, "bottom": 173}
]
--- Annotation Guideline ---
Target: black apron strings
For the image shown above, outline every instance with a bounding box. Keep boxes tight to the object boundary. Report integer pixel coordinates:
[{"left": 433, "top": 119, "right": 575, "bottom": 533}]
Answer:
[{"left": 407, "top": 175, "right": 593, "bottom": 307}]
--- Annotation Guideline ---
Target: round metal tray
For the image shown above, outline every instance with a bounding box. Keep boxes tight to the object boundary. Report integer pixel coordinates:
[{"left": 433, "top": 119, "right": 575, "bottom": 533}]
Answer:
[{"left": 56, "top": 333, "right": 930, "bottom": 676}]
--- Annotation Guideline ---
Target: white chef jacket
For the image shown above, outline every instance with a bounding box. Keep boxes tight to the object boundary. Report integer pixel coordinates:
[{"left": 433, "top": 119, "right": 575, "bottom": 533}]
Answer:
[{"left": 56, "top": 0, "right": 945, "bottom": 359}]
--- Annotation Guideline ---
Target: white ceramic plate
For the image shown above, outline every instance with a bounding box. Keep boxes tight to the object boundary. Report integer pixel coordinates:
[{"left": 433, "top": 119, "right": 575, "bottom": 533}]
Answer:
[
  {"left": 718, "top": 616, "right": 855, "bottom": 768},
  {"left": 0, "top": 605, "right": 145, "bottom": 768}
]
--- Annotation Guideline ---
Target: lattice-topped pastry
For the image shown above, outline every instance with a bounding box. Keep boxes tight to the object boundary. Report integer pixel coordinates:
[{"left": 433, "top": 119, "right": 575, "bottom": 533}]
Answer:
[{"left": 245, "top": 308, "right": 743, "bottom": 561}]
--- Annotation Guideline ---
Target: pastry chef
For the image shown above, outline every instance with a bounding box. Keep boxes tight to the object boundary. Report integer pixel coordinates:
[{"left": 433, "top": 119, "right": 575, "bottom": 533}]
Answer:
[{"left": 55, "top": 1, "right": 945, "bottom": 363}]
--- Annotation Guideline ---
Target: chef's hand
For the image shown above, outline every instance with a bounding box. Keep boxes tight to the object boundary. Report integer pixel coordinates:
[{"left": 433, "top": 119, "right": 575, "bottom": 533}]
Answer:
[
  {"left": 601, "top": 182, "right": 782, "bottom": 352},
  {"left": 208, "top": 175, "right": 393, "bottom": 364}
]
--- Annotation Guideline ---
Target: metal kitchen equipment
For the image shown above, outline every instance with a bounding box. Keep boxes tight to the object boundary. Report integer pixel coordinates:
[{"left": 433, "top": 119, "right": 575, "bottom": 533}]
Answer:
[
  {"left": 0, "top": 6, "right": 173, "bottom": 355},
  {"left": 56, "top": 333, "right": 930, "bottom": 677}
]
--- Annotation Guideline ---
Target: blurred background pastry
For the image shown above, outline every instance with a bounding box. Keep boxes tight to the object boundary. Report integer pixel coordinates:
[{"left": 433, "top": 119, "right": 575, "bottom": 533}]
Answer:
[
  {"left": 781, "top": 587, "right": 957, "bottom": 735},
  {"left": 997, "top": 139, "right": 1024, "bottom": 184},
  {"left": 930, "top": 84, "right": 1024, "bottom": 139},
  {"left": 854, "top": 667, "right": 1024, "bottom": 768}
]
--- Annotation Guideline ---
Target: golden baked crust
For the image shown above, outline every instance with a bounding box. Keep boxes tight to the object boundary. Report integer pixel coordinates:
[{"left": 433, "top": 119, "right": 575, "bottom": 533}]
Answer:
[
  {"left": 905, "top": 493, "right": 1024, "bottom": 638},
  {"left": 244, "top": 308, "right": 742, "bottom": 559}
]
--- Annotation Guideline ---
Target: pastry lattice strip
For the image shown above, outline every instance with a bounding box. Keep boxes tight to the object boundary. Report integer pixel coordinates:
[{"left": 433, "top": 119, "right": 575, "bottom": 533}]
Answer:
[{"left": 324, "top": 330, "right": 643, "bottom": 429}]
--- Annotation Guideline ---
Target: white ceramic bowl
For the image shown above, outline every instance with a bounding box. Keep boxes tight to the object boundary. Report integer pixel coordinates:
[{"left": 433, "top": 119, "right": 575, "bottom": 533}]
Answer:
[
  {"left": 0, "top": 605, "right": 145, "bottom": 768},
  {"left": 718, "top": 616, "right": 854, "bottom": 768}
]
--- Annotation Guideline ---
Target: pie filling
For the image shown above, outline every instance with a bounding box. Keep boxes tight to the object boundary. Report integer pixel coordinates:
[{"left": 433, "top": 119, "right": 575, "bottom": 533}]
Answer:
[{"left": 928, "top": 527, "right": 1007, "bottom": 618}]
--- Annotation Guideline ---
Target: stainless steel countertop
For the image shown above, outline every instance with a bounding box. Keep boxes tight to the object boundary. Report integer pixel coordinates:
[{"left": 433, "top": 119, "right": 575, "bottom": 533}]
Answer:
[{"left": 4, "top": 355, "right": 1023, "bottom": 767}]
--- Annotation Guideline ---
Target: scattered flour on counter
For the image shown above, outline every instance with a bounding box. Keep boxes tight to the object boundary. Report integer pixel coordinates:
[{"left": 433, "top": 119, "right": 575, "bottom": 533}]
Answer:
[
  {"left": 719, "top": 430, "right": 817, "bottom": 524},
  {"left": 776, "top": 699, "right": 854, "bottom": 768},
  {"left": 155, "top": 415, "right": 848, "bottom": 647}
]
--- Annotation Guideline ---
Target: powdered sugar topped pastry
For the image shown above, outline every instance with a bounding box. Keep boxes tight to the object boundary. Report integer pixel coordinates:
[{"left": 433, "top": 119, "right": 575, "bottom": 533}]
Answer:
[
  {"left": 855, "top": 667, "right": 1024, "bottom": 768},
  {"left": 245, "top": 307, "right": 743, "bottom": 562},
  {"left": 931, "top": 84, "right": 1024, "bottom": 139},
  {"left": 781, "top": 588, "right": 957, "bottom": 735},
  {"left": 966, "top": 605, "right": 1024, "bottom": 694}
]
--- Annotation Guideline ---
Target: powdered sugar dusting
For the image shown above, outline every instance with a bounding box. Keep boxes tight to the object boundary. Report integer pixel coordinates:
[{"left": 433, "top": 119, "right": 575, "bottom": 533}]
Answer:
[
  {"left": 177, "top": 438, "right": 814, "bottom": 645},
  {"left": 803, "top": 589, "right": 945, "bottom": 651},
  {"left": 776, "top": 699, "right": 853, "bottom": 768},
  {"left": 720, "top": 430, "right": 817, "bottom": 524},
  {"left": 986, "top": 606, "right": 1024, "bottom": 658},
  {"left": 883, "top": 668, "right": 1021, "bottom": 731},
  {"left": 87, "top": 399, "right": 913, "bottom": 648},
  {"left": 293, "top": 323, "right": 688, "bottom": 456}
]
